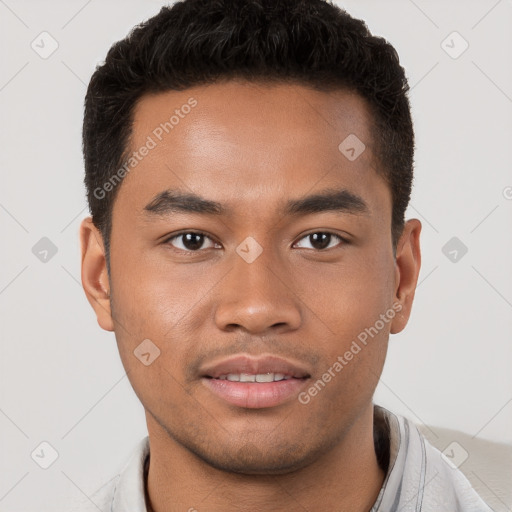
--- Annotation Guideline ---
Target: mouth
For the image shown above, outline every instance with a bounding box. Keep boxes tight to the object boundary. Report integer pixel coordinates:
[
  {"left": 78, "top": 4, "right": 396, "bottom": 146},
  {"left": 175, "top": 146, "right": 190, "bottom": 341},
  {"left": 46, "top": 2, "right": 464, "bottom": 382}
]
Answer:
[
  {"left": 200, "top": 355, "right": 311, "bottom": 409},
  {"left": 209, "top": 372, "right": 296, "bottom": 382}
]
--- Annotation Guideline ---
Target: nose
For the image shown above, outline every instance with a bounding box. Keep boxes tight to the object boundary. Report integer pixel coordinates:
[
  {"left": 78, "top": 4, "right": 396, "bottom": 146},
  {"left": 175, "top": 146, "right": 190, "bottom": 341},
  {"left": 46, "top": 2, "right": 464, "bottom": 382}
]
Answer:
[{"left": 213, "top": 245, "right": 302, "bottom": 336}]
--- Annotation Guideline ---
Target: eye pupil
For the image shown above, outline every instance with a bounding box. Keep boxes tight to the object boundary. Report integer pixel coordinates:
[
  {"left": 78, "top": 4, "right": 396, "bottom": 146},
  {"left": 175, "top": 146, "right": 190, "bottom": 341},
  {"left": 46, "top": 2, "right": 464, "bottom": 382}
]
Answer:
[
  {"left": 310, "top": 233, "right": 331, "bottom": 250},
  {"left": 183, "top": 233, "right": 204, "bottom": 251},
  {"left": 172, "top": 231, "right": 339, "bottom": 253}
]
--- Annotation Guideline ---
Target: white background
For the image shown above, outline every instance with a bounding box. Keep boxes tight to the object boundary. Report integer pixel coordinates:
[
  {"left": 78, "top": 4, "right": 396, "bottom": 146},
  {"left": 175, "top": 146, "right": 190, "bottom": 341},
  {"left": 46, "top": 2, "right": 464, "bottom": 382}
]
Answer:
[{"left": 1, "top": 0, "right": 511, "bottom": 510}]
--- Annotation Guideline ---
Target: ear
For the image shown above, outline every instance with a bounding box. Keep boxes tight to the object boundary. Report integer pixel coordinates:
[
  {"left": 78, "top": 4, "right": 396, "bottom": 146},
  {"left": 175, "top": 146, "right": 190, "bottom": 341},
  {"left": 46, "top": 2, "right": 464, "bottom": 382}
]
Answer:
[
  {"left": 390, "top": 219, "right": 422, "bottom": 334},
  {"left": 80, "top": 217, "right": 114, "bottom": 332}
]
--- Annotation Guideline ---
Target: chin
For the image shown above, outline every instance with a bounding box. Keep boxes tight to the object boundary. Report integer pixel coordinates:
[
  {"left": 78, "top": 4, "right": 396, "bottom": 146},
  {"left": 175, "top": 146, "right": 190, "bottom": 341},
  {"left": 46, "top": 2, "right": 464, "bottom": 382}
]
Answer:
[
  {"left": 186, "top": 438, "right": 328, "bottom": 476},
  {"left": 152, "top": 408, "right": 340, "bottom": 475}
]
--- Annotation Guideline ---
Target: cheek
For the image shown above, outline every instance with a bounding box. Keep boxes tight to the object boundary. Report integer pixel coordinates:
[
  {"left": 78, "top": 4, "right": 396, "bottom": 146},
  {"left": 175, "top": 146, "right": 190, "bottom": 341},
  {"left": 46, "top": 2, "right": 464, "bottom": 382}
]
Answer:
[
  {"left": 107, "top": 248, "right": 215, "bottom": 402},
  {"left": 109, "top": 242, "right": 209, "bottom": 332},
  {"left": 297, "top": 251, "right": 394, "bottom": 339},
  {"left": 108, "top": 277, "right": 197, "bottom": 414},
  {"left": 295, "top": 250, "right": 395, "bottom": 400},
  {"left": 300, "top": 284, "right": 392, "bottom": 415}
]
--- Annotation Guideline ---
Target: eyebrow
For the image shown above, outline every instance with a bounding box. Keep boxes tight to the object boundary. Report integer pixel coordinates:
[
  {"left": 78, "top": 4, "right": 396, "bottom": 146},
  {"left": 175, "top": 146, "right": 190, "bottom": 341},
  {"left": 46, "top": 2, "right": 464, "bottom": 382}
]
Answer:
[{"left": 142, "top": 188, "right": 369, "bottom": 218}]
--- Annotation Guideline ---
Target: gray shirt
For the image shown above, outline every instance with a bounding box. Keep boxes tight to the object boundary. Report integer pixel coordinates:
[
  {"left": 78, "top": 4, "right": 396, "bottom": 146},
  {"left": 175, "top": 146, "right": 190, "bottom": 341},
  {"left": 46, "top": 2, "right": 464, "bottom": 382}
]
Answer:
[{"left": 75, "top": 405, "right": 492, "bottom": 511}]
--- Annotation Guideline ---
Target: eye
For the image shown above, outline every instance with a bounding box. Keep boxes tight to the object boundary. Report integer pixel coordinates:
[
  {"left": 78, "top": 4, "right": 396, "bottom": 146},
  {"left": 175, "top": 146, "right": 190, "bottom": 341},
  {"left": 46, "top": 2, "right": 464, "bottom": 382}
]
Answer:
[
  {"left": 294, "top": 232, "right": 346, "bottom": 251},
  {"left": 164, "top": 231, "right": 220, "bottom": 252}
]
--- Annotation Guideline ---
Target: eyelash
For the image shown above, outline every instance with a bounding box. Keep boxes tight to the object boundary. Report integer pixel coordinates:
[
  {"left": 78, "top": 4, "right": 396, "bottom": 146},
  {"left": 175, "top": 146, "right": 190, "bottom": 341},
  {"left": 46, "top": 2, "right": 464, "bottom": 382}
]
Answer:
[{"left": 163, "top": 230, "right": 348, "bottom": 253}]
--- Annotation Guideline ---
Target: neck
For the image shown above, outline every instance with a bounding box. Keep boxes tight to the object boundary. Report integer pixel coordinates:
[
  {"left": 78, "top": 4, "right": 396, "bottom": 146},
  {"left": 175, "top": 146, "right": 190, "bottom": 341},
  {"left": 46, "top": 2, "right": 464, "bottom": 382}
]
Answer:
[{"left": 145, "top": 404, "right": 385, "bottom": 512}]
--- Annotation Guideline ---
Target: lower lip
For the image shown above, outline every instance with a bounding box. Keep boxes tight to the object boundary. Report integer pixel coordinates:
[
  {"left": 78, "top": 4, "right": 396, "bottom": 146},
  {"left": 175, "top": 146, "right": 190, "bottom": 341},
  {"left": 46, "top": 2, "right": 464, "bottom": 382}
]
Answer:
[{"left": 202, "top": 377, "right": 308, "bottom": 409}]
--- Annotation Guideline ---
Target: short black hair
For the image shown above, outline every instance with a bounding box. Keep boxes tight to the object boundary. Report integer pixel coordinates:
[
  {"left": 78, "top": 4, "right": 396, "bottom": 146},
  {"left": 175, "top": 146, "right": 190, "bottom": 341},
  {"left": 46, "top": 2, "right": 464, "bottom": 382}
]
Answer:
[{"left": 83, "top": 0, "right": 414, "bottom": 267}]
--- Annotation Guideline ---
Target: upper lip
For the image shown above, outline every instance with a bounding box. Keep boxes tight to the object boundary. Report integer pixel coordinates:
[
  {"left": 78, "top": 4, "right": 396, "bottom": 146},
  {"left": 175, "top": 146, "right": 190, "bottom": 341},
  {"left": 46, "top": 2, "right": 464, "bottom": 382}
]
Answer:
[{"left": 200, "top": 354, "right": 311, "bottom": 379}]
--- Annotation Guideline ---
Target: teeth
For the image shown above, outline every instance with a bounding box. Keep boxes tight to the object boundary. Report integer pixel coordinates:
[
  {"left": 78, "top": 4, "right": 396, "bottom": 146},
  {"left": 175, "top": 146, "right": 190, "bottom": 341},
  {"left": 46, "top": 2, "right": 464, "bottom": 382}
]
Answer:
[
  {"left": 219, "top": 373, "right": 291, "bottom": 382},
  {"left": 255, "top": 373, "right": 274, "bottom": 383}
]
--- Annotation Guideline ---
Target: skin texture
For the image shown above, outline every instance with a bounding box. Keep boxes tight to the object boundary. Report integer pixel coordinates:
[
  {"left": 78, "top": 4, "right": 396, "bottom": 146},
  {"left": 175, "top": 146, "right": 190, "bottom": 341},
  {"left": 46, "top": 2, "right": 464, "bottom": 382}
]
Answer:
[{"left": 80, "top": 81, "right": 421, "bottom": 512}]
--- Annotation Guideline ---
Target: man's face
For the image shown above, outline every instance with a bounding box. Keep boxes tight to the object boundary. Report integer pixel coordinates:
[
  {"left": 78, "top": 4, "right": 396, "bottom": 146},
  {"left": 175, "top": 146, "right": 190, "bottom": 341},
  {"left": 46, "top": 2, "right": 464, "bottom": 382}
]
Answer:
[{"left": 83, "top": 81, "right": 417, "bottom": 474}]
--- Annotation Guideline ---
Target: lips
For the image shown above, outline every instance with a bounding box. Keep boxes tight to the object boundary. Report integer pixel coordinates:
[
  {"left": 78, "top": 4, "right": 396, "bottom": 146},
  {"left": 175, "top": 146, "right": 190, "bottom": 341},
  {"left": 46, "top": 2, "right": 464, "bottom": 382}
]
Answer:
[
  {"left": 217, "top": 373, "right": 291, "bottom": 382},
  {"left": 200, "top": 354, "right": 311, "bottom": 409},
  {"left": 200, "top": 354, "right": 311, "bottom": 380}
]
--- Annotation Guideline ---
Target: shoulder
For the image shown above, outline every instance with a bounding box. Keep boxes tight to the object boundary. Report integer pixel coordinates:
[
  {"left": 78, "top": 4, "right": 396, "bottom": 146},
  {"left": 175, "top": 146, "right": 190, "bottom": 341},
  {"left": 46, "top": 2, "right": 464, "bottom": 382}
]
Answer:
[
  {"left": 69, "top": 476, "right": 119, "bottom": 512},
  {"left": 400, "top": 413, "right": 494, "bottom": 511},
  {"left": 374, "top": 406, "right": 494, "bottom": 512},
  {"left": 417, "top": 421, "right": 512, "bottom": 512}
]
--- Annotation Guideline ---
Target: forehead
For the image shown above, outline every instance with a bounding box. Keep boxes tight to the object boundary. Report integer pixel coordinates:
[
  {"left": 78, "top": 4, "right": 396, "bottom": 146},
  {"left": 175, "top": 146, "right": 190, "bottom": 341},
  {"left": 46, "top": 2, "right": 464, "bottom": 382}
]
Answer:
[
  {"left": 131, "top": 80, "right": 374, "bottom": 157},
  {"left": 116, "top": 80, "right": 387, "bottom": 219}
]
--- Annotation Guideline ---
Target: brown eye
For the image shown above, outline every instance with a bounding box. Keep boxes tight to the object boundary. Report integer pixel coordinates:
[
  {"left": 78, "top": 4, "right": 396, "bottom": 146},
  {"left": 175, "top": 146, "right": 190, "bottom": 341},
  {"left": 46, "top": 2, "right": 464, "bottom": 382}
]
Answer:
[
  {"left": 294, "top": 232, "right": 345, "bottom": 251},
  {"left": 166, "top": 232, "right": 217, "bottom": 252}
]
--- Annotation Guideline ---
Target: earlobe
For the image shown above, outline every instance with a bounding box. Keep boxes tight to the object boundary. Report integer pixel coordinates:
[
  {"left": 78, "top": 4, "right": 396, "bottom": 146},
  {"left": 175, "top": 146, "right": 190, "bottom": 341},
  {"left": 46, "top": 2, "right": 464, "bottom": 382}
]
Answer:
[
  {"left": 390, "top": 219, "right": 422, "bottom": 335},
  {"left": 80, "top": 217, "right": 114, "bottom": 332}
]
